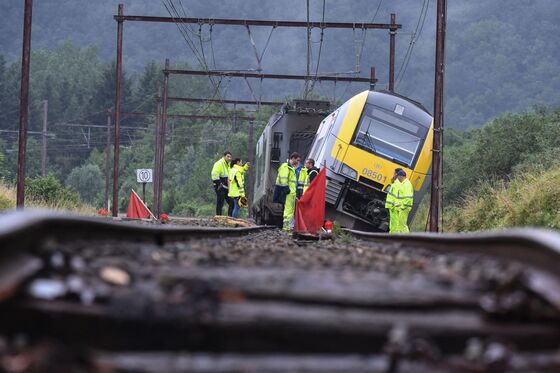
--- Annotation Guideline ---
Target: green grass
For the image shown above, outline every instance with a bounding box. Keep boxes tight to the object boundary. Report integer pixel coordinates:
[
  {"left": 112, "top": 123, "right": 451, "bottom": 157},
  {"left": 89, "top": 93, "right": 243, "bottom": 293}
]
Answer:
[
  {"left": 0, "top": 182, "right": 96, "bottom": 215},
  {"left": 410, "top": 196, "right": 430, "bottom": 232},
  {"left": 444, "top": 162, "right": 560, "bottom": 231}
]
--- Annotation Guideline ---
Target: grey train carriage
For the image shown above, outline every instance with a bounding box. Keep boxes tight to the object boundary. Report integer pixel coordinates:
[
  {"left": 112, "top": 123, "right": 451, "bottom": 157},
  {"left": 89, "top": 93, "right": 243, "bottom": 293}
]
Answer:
[{"left": 252, "top": 99, "right": 331, "bottom": 226}]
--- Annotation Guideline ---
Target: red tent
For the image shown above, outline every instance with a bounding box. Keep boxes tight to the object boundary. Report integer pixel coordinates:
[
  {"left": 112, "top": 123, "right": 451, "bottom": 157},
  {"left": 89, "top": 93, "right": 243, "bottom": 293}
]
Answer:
[{"left": 294, "top": 168, "right": 326, "bottom": 235}]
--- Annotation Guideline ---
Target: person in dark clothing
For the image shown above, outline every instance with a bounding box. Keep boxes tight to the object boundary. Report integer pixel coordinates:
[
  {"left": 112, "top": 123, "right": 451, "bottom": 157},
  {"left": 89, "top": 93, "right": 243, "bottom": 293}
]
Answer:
[{"left": 303, "top": 158, "right": 320, "bottom": 193}]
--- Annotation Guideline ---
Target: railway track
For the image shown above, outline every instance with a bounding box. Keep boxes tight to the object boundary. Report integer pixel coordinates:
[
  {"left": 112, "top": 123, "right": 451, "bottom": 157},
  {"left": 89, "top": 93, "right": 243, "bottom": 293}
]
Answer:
[{"left": 0, "top": 211, "right": 559, "bottom": 372}]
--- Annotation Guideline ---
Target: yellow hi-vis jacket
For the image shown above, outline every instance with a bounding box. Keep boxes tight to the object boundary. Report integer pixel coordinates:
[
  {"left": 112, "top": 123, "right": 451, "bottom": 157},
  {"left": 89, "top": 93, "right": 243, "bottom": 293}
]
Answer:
[
  {"left": 385, "top": 179, "right": 401, "bottom": 209},
  {"left": 228, "top": 164, "right": 246, "bottom": 198},
  {"left": 303, "top": 167, "right": 319, "bottom": 193},
  {"left": 397, "top": 178, "right": 414, "bottom": 210},
  {"left": 276, "top": 161, "right": 297, "bottom": 195},
  {"left": 211, "top": 157, "right": 230, "bottom": 187},
  {"left": 296, "top": 167, "right": 308, "bottom": 198}
]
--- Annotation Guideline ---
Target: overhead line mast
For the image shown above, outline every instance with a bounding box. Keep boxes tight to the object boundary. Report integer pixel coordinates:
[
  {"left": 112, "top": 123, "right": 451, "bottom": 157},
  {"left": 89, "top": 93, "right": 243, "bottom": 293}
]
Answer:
[{"left": 430, "top": 0, "right": 447, "bottom": 232}]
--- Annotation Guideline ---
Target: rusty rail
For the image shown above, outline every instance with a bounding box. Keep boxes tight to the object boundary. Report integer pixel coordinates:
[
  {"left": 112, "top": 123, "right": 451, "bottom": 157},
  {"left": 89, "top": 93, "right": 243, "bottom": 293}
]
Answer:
[
  {"left": 345, "top": 228, "right": 560, "bottom": 311},
  {"left": 0, "top": 211, "right": 271, "bottom": 250}
]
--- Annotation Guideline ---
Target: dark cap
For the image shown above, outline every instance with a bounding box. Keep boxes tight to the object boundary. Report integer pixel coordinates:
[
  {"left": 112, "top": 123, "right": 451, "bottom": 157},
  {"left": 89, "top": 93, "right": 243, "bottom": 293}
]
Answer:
[{"left": 396, "top": 169, "right": 406, "bottom": 177}]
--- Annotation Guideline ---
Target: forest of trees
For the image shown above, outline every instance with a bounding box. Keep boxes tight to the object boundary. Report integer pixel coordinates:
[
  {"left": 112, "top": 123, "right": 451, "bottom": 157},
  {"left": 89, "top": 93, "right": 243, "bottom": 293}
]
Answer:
[{"left": 0, "top": 42, "right": 274, "bottom": 214}]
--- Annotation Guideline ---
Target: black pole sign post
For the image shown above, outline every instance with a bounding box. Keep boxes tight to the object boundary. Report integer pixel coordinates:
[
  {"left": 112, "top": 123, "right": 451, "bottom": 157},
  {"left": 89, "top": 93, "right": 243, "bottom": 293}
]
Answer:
[
  {"left": 142, "top": 182, "right": 146, "bottom": 204},
  {"left": 136, "top": 169, "right": 153, "bottom": 205}
]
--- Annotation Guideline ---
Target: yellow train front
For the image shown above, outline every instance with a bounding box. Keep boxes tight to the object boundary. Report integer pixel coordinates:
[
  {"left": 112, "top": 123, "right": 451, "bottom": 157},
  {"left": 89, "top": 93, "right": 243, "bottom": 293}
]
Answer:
[{"left": 308, "top": 90, "right": 433, "bottom": 231}]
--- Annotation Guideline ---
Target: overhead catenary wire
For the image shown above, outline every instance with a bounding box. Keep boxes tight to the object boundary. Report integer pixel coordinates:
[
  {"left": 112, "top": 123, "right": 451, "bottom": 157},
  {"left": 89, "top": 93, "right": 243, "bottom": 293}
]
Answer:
[
  {"left": 245, "top": 25, "right": 276, "bottom": 72},
  {"left": 396, "top": 0, "right": 430, "bottom": 87},
  {"left": 356, "top": 0, "right": 383, "bottom": 72},
  {"left": 162, "top": 0, "right": 240, "bottom": 127},
  {"left": 303, "top": 0, "right": 312, "bottom": 98},
  {"left": 308, "top": 0, "right": 327, "bottom": 95}
]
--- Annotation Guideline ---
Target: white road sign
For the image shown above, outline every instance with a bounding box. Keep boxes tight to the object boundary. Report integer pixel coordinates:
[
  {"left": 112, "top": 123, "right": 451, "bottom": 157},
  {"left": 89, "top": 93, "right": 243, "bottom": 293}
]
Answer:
[{"left": 136, "top": 169, "right": 153, "bottom": 183}]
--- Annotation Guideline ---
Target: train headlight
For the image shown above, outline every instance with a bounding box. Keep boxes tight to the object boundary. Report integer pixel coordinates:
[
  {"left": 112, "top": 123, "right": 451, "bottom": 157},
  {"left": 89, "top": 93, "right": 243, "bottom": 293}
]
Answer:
[{"left": 340, "top": 164, "right": 358, "bottom": 180}]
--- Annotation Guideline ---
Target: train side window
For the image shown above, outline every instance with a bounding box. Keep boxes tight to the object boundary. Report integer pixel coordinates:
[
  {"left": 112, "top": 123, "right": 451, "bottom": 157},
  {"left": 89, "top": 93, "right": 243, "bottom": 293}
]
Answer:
[{"left": 272, "top": 132, "right": 283, "bottom": 162}]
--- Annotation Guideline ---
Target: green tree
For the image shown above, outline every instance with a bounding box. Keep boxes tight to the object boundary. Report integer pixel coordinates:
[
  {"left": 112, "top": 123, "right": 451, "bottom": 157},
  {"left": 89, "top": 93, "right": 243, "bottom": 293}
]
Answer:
[
  {"left": 132, "top": 60, "right": 162, "bottom": 113},
  {"left": 65, "top": 164, "right": 104, "bottom": 204},
  {"left": 443, "top": 107, "right": 560, "bottom": 205}
]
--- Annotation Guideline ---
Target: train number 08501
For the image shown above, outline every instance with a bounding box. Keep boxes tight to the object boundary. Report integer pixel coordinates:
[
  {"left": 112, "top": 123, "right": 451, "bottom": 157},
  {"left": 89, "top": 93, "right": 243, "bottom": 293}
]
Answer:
[{"left": 362, "top": 168, "right": 387, "bottom": 183}]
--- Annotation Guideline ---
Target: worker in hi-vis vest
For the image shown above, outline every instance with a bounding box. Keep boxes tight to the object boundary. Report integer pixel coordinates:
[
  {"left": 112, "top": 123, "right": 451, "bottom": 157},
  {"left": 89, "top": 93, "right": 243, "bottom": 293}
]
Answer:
[
  {"left": 303, "top": 158, "right": 320, "bottom": 194},
  {"left": 395, "top": 169, "right": 414, "bottom": 233},
  {"left": 385, "top": 168, "right": 402, "bottom": 234},
  {"left": 211, "top": 151, "right": 233, "bottom": 216},
  {"left": 228, "top": 158, "right": 250, "bottom": 218},
  {"left": 275, "top": 152, "right": 301, "bottom": 232}
]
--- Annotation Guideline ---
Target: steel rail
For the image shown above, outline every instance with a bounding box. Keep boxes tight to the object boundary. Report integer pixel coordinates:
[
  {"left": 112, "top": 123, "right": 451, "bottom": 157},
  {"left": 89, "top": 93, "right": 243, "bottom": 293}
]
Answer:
[
  {"left": 345, "top": 228, "right": 560, "bottom": 310},
  {"left": 0, "top": 211, "right": 272, "bottom": 250}
]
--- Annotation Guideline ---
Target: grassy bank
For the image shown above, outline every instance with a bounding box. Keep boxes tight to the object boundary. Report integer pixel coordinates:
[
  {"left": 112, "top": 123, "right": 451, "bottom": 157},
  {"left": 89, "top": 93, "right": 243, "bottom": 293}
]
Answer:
[
  {"left": 0, "top": 182, "right": 96, "bottom": 215},
  {"left": 443, "top": 162, "right": 560, "bottom": 231}
]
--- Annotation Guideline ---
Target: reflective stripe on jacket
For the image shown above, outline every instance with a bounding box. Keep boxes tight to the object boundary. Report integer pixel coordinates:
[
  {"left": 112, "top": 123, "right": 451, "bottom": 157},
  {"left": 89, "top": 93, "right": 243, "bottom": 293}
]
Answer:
[
  {"left": 228, "top": 164, "right": 246, "bottom": 198},
  {"left": 303, "top": 168, "right": 319, "bottom": 193},
  {"left": 397, "top": 178, "right": 414, "bottom": 210},
  {"left": 296, "top": 167, "right": 308, "bottom": 197},
  {"left": 385, "top": 179, "right": 401, "bottom": 209},
  {"left": 276, "top": 161, "right": 297, "bottom": 194},
  {"left": 211, "top": 158, "right": 230, "bottom": 183}
]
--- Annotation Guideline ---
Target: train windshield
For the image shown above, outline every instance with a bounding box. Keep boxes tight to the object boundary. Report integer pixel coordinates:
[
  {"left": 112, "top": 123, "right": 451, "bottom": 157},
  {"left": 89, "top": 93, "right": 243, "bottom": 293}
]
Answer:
[{"left": 353, "top": 104, "right": 427, "bottom": 167}]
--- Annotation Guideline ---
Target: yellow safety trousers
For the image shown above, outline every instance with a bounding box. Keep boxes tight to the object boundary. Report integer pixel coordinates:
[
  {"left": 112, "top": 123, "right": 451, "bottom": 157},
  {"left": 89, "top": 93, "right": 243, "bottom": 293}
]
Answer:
[{"left": 283, "top": 193, "right": 296, "bottom": 231}]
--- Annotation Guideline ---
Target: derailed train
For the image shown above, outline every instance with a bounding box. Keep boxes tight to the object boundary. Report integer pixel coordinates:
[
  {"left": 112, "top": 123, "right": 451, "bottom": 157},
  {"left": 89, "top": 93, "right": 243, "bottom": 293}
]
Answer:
[{"left": 252, "top": 90, "right": 433, "bottom": 231}]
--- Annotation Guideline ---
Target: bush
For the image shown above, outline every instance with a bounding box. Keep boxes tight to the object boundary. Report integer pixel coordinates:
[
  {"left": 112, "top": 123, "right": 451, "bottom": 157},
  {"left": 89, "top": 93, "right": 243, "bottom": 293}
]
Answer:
[
  {"left": 65, "top": 164, "right": 103, "bottom": 203},
  {"left": 26, "top": 175, "right": 80, "bottom": 206},
  {"left": 0, "top": 194, "right": 13, "bottom": 211},
  {"left": 173, "top": 202, "right": 197, "bottom": 217},
  {"left": 196, "top": 204, "right": 215, "bottom": 217},
  {"left": 443, "top": 108, "right": 560, "bottom": 205}
]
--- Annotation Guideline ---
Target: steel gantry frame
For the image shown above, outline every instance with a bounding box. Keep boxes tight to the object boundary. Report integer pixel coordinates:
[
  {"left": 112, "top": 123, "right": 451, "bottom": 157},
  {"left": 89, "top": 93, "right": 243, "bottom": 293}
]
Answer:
[{"left": 112, "top": 4, "right": 401, "bottom": 217}]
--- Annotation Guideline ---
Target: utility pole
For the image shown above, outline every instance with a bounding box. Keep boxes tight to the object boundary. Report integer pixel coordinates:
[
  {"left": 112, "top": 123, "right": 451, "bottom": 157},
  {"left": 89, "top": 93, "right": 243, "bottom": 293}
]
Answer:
[
  {"left": 430, "top": 0, "right": 447, "bottom": 232},
  {"left": 389, "top": 13, "right": 396, "bottom": 92},
  {"left": 247, "top": 121, "right": 255, "bottom": 217},
  {"left": 154, "top": 59, "right": 170, "bottom": 218},
  {"left": 153, "top": 89, "right": 162, "bottom": 218},
  {"left": 16, "top": 0, "right": 33, "bottom": 209},
  {"left": 105, "top": 109, "right": 112, "bottom": 211},
  {"left": 41, "top": 99, "right": 48, "bottom": 176},
  {"left": 112, "top": 3, "right": 124, "bottom": 217}
]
